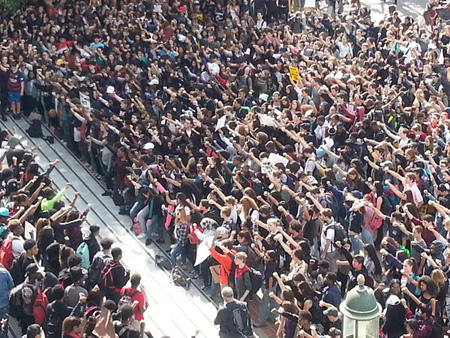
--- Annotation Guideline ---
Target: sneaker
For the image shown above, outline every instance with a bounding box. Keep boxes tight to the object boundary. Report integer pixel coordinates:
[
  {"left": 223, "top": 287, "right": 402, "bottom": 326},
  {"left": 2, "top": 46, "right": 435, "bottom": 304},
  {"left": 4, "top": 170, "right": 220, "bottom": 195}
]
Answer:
[
  {"left": 13, "top": 114, "right": 21, "bottom": 120},
  {"left": 145, "top": 238, "right": 153, "bottom": 246},
  {"left": 1, "top": 116, "right": 6, "bottom": 122},
  {"left": 253, "top": 322, "right": 266, "bottom": 328},
  {"left": 156, "top": 239, "right": 165, "bottom": 244},
  {"left": 137, "top": 233, "right": 147, "bottom": 239},
  {"left": 102, "top": 191, "right": 111, "bottom": 196}
]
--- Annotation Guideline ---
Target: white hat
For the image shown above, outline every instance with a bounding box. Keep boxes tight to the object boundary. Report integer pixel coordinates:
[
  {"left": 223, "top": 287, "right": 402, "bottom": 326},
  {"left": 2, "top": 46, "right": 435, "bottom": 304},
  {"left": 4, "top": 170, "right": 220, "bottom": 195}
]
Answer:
[
  {"left": 149, "top": 79, "right": 159, "bottom": 86},
  {"left": 106, "top": 86, "right": 115, "bottom": 94},
  {"left": 143, "top": 142, "right": 155, "bottom": 150}
]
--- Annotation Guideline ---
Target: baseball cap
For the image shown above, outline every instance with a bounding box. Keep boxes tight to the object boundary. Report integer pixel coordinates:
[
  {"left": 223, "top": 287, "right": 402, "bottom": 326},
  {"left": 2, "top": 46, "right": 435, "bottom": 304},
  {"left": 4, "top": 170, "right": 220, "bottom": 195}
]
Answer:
[
  {"left": 26, "top": 263, "right": 44, "bottom": 276},
  {"left": 323, "top": 307, "right": 339, "bottom": 317},
  {"left": 149, "top": 79, "right": 159, "bottom": 86},
  {"left": 56, "top": 59, "right": 64, "bottom": 66},
  {"left": 106, "top": 86, "right": 115, "bottom": 94},
  {"left": 0, "top": 207, "right": 9, "bottom": 218},
  {"left": 143, "top": 142, "right": 155, "bottom": 150}
]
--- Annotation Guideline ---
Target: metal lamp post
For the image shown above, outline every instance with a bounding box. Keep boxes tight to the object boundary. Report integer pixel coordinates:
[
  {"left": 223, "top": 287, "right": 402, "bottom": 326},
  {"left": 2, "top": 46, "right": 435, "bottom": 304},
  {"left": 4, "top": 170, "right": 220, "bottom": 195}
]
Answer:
[{"left": 339, "top": 274, "right": 382, "bottom": 338}]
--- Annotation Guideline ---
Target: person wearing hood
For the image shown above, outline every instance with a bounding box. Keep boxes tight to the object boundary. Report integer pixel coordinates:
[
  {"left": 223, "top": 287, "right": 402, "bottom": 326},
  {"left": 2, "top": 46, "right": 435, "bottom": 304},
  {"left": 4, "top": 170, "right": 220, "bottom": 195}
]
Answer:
[
  {"left": 414, "top": 239, "right": 445, "bottom": 276},
  {"left": 381, "top": 295, "right": 406, "bottom": 338}
]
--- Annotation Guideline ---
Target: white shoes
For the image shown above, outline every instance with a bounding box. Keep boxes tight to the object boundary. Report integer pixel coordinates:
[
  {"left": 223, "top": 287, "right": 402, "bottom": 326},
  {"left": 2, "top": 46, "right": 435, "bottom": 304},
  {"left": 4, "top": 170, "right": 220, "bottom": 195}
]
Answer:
[{"left": 137, "top": 233, "right": 147, "bottom": 239}]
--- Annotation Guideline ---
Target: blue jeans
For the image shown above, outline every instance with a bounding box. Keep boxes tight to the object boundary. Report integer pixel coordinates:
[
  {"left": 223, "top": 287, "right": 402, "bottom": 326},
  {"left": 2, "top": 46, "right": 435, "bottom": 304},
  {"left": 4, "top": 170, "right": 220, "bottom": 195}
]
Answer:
[
  {"left": 258, "top": 287, "right": 277, "bottom": 323},
  {"left": 170, "top": 244, "right": 187, "bottom": 265},
  {"left": 362, "top": 227, "right": 374, "bottom": 246},
  {"left": 149, "top": 214, "right": 164, "bottom": 240},
  {"left": 350, "top": 234, "right": 361, "bottom": 254}
]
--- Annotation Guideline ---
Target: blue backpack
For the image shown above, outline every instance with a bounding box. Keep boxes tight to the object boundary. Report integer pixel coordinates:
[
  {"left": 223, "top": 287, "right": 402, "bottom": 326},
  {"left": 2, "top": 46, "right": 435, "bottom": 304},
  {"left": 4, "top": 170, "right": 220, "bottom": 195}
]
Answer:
[{"left": 76, "top": 242, "right": 90, "bottom": 270}]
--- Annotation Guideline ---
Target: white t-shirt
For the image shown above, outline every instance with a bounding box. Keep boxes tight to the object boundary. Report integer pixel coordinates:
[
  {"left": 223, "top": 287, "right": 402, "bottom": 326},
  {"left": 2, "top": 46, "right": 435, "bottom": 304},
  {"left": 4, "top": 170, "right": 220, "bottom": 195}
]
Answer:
[
  {"left": 321, "top": 223, "right": 335, "bottom": 253},
  {"left": 11, "top": 234, "right": 25, "bottom": 258}
]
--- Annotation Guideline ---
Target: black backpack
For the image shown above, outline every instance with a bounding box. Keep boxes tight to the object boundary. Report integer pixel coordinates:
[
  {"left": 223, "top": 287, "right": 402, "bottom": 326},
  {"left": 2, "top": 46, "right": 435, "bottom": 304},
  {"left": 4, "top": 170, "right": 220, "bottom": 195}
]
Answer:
[
  {"left": 26, "top": 119, "right": 43, "bottom": 138},
  {"left": 247, "top": 268, "right": 263, "bottom": 295},
  {"left": 326, "top": 222, "right": 347, "bottom": 246},
  {"left": 99, "top": 261, "right": 120, "bottom": 290},
  {"left": 45, "top": 302, "right": 63, "bottom": 338},
  {"left": 9, "top": 284, "right": 23, "bottom": 318},
  {"left": 88, "top": 254, "right": 111, "bottom": 287},
  {"left": 228, "top": 302, "right": 253, "bottom": 337}
]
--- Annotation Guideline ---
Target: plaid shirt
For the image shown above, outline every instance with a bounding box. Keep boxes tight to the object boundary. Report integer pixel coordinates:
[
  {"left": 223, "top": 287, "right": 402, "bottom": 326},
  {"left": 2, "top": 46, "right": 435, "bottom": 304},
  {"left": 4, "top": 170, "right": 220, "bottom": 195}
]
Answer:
[{"left": 175, "top": 222, "right": 189, "bottom": 246}]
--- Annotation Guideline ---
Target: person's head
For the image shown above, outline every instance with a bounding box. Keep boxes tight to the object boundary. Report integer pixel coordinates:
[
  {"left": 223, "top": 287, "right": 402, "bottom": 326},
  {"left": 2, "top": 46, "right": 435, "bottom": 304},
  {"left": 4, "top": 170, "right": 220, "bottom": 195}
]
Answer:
[
  {"left": 70, "top": 266, "right": 84, "bottom": 285},
  {"left": 112, "top": 247, "right": 122, "bottom": 261},
  {"left": 234, "top": 252, "right": 247, "bottom": 267},
  {"left": 120, "top": 305, "right": 135, "bottom": 324},
  {"left": 418, "top": 304, "right": 432, "bottom": 320},
  {"left": 100, "top": 238, "right": 114, "bottom": 252},
  {"left": 8, "top": 219, "right": 24, "bottom": 236},
  {"left": 26, "top": 324, "right": 42, "bottom": 338},
  {"left": 62, "top": 316, "right": 82, "bottom": 334},
  {"left": 53, "top": 284, "right": 65, "bottom": 301},
  {"left": 298, "top": 310, "right": 312, "bottom": 327},
  {"left": 323, "top": 307, "right": 339, "bottom": 322},
  {"left": 319, "top": 208, "right": 333, "bottom": 223},
  {"left": 221, "top": 286, "right": 234, "bottom": 302},
  {"left": 325, "top": 272, "right": 337, "bottom": 287},
  {"left": 89, "top": 225, "right": 100, "bottom": 237},
  {"left": 24, "top": 239, "right": 38, "bottom": 257},
  {"left": 352, "top": 255, "right": 364, "bottom": 270},
  {"left": 418, "top": 276, "right": 439, "bottom": 297},
  {"left": 403, "top": 258, "right": 418, "bottom": 275},
  {"left": 318, "top": 260, "right": 329, "bottom": 275},
  {"left": 130, "top": 273, "right": 141, "bottom": 288},
  {"left": 406, "top": 319, "right": 420, "bottom": 334}
]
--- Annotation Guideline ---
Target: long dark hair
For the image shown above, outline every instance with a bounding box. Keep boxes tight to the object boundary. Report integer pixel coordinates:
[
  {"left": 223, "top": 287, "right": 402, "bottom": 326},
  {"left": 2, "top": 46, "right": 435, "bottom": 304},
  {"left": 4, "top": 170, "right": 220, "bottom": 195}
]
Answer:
[{"left": 364, "top": 243, "right": 382, "bottom": 276}]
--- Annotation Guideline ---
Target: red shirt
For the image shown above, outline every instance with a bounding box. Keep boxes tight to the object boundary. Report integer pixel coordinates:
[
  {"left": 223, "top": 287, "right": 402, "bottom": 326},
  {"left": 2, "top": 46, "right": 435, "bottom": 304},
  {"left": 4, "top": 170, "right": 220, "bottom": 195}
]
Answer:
[{"left": 120, "top": 287, "right": 147, "bottom": 321}]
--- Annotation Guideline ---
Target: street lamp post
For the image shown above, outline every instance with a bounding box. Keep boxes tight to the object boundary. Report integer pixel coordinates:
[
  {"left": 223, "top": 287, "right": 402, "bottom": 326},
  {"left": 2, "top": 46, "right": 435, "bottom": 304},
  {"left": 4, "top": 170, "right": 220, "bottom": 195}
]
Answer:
[{"left": 339, "top": 274, "right": 382, "bottom": 338}]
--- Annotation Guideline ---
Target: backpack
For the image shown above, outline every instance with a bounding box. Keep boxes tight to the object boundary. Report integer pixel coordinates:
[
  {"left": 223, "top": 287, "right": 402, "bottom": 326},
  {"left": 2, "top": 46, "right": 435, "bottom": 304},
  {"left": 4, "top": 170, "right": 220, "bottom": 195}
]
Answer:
[
  {"left": 87, "top": 254, "right": 111, "bottom": 287},
  {"left": 155, "top": 254, "right": 172, "bottom": 271},
  {"left": 326, "top": 222, "right": 347, "bottom": 246},
  {"left": 246, "top": 268, "right": 263, "bottom": 295},
  {"left": 46, "top": 303, "right": 63, "bottom": 338},
  {"left": 132, "top": 216, "right": 141, "bottom": 236},
  {"left": 118, "top": 289, "right": 138, "bottom": 308},
  {"left": 320, "top": 192, "right": 340, "bottom": 219},
  {"left": 229, "top": 303, "right": 253, "bottom": 337},
  {"left": 33, "top": 287, "right": 50, "bottom": 325},
  {"left": 170, "top": 266, "right": 191, "bottom": 290},
  {"left": 9, "top": 284, "right": 23, "bottom": 318},
  {"left": 0, "top": 237, "right": 18, "bottom": 270},
  {"left": 365, "top": 207, "right": 383, "bottom": 231},
  {"left": 76, "top": 242, "right": 90, "bottom": 270},
  {"left": 9, "top": 254, "right": 25, "bottom": 286},
  {"left": 99, "top": 261, "right": 120, "bottom": 290},
  {"left": 310, "top": 294, "right": 324, "bottom": 324},
  {"left": 26, "top": 119, "right": 43, "bottom": 138}
]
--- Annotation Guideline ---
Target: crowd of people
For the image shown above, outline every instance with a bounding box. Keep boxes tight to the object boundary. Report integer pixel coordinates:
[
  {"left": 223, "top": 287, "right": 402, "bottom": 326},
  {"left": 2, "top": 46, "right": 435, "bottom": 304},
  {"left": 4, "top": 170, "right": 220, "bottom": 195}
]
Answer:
[{"left": 1, "top": 0, "right": 450, "bottom": 337}]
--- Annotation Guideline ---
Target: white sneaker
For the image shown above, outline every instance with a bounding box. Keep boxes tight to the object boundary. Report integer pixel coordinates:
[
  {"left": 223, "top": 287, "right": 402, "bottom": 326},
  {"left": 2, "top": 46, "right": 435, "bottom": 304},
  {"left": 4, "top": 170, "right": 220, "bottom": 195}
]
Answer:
[{"left": 137, "top": 233, "right": 147, "bottom": 239}]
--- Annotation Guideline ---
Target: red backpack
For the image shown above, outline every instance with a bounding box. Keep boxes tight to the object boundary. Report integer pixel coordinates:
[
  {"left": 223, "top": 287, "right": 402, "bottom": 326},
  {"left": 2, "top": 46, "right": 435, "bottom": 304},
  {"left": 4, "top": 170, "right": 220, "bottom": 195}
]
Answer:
[
  {"left": 0, "top": 237, "right": 18, "bottom": 270},
  {"left": 33, "top": 288, "right": 50, "bottom": 325}
]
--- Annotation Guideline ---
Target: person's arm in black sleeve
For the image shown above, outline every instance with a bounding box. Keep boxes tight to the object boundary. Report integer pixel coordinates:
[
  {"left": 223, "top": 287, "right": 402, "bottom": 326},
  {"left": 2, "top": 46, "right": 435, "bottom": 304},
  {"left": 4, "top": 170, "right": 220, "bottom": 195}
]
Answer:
[
  {"left": 340, "top": 247, "right": 353, "bottom": 265},
  {"left": 279, "top": 311, "right": 300, "bottom": 323},
  {"left": 70, "top": 301, "right": 87, "bottom": 318},
  {"left": 52, "top": 219, "right": 83, "bottom": 231}
]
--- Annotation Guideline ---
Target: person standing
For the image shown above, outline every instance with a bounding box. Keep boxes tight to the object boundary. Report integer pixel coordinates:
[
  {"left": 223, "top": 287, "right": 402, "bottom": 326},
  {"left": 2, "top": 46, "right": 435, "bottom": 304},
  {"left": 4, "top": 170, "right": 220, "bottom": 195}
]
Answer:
[
  {"left": 214, "top": 287, "right": 253, "bottom": 338},
  {"left": 120, "top": 273, "right": 147, "bottom": 321},
  {"left": 0, "top": 265, "right": 13, "bottom": 337},
  {"left": 100, "top": 247, "right": 130, "bottom": 305},
  {"left": 2, "top": 62, "right": 24, "bottom": 120},
  {"left": 234, "top": 252, "right": 252, "bottom": 303}
]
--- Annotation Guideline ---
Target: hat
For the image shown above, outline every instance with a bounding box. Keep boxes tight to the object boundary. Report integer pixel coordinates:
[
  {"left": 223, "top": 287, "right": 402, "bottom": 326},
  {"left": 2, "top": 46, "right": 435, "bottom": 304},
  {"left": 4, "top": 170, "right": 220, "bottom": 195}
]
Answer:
[
  {"left": 259, "top": 93, "right": 269, "bottom": 102},
  {"left": 56, "top": 59, "right": 64, "bottom": 66},
  {"left": 106, "top": 86, "right": 115, "bottom": 94},
  {"left": 0, "top": 207, "right": 9, "bottom": 218},
  {"left": 26, "top": 263, "right": 44, "bottom": 276},
  {"left": 215, "top": 226, "right": 230, "bottom": 239},
  {"left": 143, "top": 142, "right": 155, "bottom": 150},
  {"left": 316, "top": 148, "right": 326, "bottom": 158},
  {"left": 149, "top": 79, "right": 159, "bottom": 86},
  {"left": 323, "top": 307, "right": 339, "bottom": 317}
]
